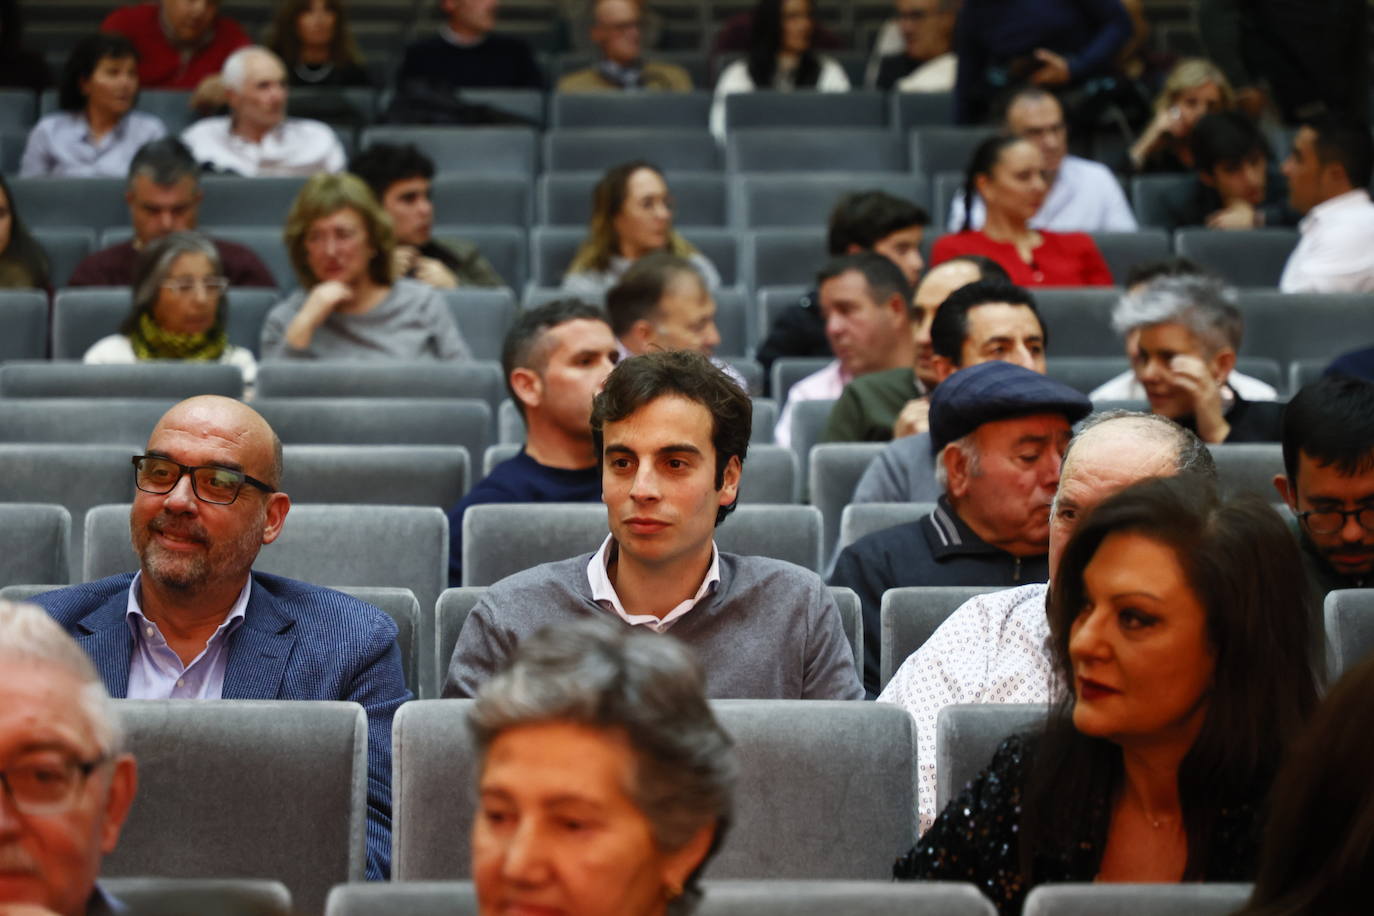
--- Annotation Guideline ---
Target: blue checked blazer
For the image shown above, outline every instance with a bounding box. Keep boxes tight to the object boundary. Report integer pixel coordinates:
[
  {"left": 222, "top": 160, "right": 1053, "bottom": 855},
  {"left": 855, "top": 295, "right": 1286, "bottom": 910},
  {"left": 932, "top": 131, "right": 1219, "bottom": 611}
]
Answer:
[{"left": 36, "top": 571, "right": 411, "bottom": 880}]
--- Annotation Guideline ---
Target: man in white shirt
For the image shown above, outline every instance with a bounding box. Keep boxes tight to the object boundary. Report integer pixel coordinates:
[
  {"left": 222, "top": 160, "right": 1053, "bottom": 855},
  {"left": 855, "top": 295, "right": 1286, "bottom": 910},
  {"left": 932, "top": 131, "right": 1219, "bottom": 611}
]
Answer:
[
  {"left": 949, "top": 87, "right": 1137, "bottom": 233},
  {"left": 181, "top": 46, "right": 346, "bottom": 177},
  {"left": 877, "top": 411, "right": 1215, "bottom": 834},
  {"left": 1279, "top": 116, "right": 1374, "bottom": 293}
]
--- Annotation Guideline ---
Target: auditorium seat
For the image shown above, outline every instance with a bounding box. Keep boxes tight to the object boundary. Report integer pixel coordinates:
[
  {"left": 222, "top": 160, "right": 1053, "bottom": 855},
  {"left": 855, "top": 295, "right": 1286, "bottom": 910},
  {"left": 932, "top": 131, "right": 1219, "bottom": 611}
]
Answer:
[
  {"left": 338, "top": 586, "right": 421, "bottom": 697},
  {"left": 198, "top": 177, "right": 308, "bottom": 226},
  {"left": 543, "top": 128, "right": 722, "bottom": 172},
  {"left": 1239, "top": 291, "right": 1362, "bottom": 369},
  {"left": 0, "top": 361, "right": 243, "bottom": 399},
  {"left": 745, "top": 228, "right": 827, "bottom": 289},
  {"left": 1021, "top": 883, "right": 1253, "bottom": 916},
  {"left": 723, "top": 90, "right": 888, "bottom": 132},
  {"left": 1207, "top": 442, "right": 1284, "bottom": 499},
  {"left": 808, "top": 442, "right": 885, "bottom": 568},
  {"left": 0, "top": 289, "right": 53, "bottom": 360},
  {"left": 837, "top": 502, "right": 935, "bottom": 554},
  {"left": 1175, "top": 228, "right": 1299, "bottom": 287},
  {"left": 1033, "top": 288, "right": 1122, "bottom": 357},
  {"left": 937, "top": 702, "right": 1049, "bottom": 813},
  {"left": 101, "top": 878, "right": 293, "bottom": 916},
  {"left": 726, "top": 129, "right": 906, "bottom": 173},
  {"left": 1325, "top": 589, "right": 1374, "bottom": 678},
  {"left": 880, "top": 585, "right": 1003, "bottom": 690},
  {"left": 908, "top": 126, "right": 991, "bottom": 176},
  {"left": 890, "top": 90, "right": 956, "bottom": 129},
  {"left": 1090, "top": 230, "right": 1170, "bottom": 284},
  {"left": 278, "top": 445, "right": 469, "bottom": 509},
  {"left": 9, "top": 176, "right": 127, "bottom": 232},
  {"left": 0, "top": 503, "right": 70, "bottom": 587},
  {"left": 31, "top": 226, "right": 95, "bottom": 287},
  {"left": 731, "top": 173, "right": 931, "bottom": 227},
  {"left": 358, "top": 126, "right": 539, "bottom": 177},
  {"left": 433, "top": 224, "right": 526, "bottom": 293},
  {"left": 549, "top": 90, "right": 713, "bottom": 129},
  {"left": 770, "top": 357, "right": 833, "bottom": 407},
  {"left": 429, "top": 174, "right": 531, "bottom": 229},
  {"left": 255, "top": 360, "right": 505, "bottom": 411},
  {"left": 253, "top": 398, "right": 491, "bottom": 457}
]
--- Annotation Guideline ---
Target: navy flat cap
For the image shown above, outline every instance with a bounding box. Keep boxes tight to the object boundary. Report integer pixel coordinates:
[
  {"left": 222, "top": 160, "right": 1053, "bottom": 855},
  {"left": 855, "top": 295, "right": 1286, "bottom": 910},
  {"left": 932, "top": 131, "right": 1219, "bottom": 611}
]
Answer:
[{"left": 929, "top": 362, "right": 1092, "bottom": 453}]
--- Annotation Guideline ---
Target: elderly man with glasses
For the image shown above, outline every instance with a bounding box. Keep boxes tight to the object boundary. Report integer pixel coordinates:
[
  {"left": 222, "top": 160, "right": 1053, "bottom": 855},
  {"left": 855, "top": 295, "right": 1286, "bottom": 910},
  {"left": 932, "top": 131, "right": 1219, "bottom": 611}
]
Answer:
[
  {"left": 0, "top": 600, "right": 138, "bottom": 916},
  {"left": 32, "top": 396, "right": 410, "bottom": 880}
]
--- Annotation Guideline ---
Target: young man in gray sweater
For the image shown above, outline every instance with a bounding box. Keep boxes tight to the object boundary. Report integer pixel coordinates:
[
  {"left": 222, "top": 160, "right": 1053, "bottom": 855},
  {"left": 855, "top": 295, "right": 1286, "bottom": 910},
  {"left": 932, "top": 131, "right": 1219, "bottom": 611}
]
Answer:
[{"left": 444, "top": 350, "right": 864, "bottom": 700}]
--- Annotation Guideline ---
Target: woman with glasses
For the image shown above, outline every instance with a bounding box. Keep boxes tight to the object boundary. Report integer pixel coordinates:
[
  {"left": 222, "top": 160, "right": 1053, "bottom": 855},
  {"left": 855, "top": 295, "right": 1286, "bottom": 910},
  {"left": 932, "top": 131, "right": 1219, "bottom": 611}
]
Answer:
[{"left": 84, "top": 230, "right": 257, "bottom": 386}]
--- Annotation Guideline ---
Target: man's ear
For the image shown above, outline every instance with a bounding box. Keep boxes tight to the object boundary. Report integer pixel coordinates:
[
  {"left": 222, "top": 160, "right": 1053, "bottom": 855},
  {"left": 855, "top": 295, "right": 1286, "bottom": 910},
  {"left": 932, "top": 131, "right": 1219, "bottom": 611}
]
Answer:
[
  {"left": 717, "top": 454, "right": 741, "bottom": 507},
  {"left": 943, "top": 443, "right": 972, "bottom": 499},
  {"left": 100, "top": 754, "right": 139, "bottom": 855},
  {"left": 509, "top": 366, "right": 543, "bottom": 412},
  {"left": 930, "top": 354, "right": 959, "bottom": 383},
  {"left": 884, "top": 292, "right": 907, "bottom": 323},
  {"left": 1209, "top": 346, "right": 1236, "bottom": 384},
  {"left": 624, "top": 319, "right": 655, "bottom": 355},
  {"left": 1273, "top": 472, "right": 1297, "bottom": 509},
  {"left": 260, "top": 492, "right": 291, "bottom": 546}
]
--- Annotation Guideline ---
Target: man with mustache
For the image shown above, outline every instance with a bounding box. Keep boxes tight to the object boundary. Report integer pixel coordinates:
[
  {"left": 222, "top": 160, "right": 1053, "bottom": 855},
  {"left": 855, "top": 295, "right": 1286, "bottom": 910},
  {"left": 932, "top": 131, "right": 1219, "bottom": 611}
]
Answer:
[{"left": 32, "top": 396, "right": 409, "bottom": 880}]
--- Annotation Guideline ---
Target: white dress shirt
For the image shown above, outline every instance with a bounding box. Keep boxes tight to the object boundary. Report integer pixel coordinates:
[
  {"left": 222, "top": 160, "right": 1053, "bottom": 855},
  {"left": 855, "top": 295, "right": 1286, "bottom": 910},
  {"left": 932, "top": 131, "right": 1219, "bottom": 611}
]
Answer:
[
  {"left": 775, "top": 359, "right": 849, "bottom": 447},
  {"left": 181, "top": 116, "right": 346, "bottom": 177},
  {"left": 948, "top": 155, "right": 1138, "bottom": 233},
  {"left": 586, "top": 534, "right": 721, "bottom": 633},
  {"left": 1279, "top": 189, "right": 1374, "bottom": 293}
]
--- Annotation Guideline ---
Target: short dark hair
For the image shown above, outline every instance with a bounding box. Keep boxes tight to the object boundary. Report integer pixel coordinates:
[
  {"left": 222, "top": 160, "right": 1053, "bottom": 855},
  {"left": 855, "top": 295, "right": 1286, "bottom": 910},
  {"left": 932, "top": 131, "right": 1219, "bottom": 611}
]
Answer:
[
  {"left": 1305, "top": 115, "right": 1374, "bottom": 189},
  {"left": 1191, "top": 111, "right": 1269, "bottom": 175},
  {"left": 825, "top": 190, "right": 930, "bottom": 256},
  {"left": 348, "top": 143, "right": 434, "bottom": 201},
  {"left": 1281, "top": 374, "right": 1374, "bottom": 483},
  {"left": 591, "top": 351, "right": 751, "bottom": 526},
  {"left": 59, "top": 32, "right": 138, "bottom": 112},
  {"left": 960, "top": 134, "right": 1022, "bottom": 233},
  {"left": 929, "top": 279, "right": 1045, "bottom": 364},
  {"left": 1124, "top": 256, "right": 1205, "bottom": 288},
  {"left": 941, "top": 254, "right": 1011, "bottom": 285},
  {"left": 604, "top": 252, "right": 700, "bottom": 339},
  {"left": 815, "top": 251, "right": 913, "bottom": 317},
  {"left": 127, "top": 137, "right": 199, "bottom": 188},
  {"left": 501, "top": 298, "right": 612, "bottom": 421}
]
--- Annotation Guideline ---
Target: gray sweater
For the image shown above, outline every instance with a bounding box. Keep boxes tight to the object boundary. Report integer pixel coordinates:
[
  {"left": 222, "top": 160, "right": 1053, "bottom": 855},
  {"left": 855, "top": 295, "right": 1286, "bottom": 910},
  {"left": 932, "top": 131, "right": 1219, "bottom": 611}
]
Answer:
[
  {"left": 852, "top": 432, "right": 942, "bottom": 504},
  {"left": 261, "top": 278, "right": 472, "bottom": 361},
  {"left": 444, "top": 551, "right": 864, "bottom": 700}
]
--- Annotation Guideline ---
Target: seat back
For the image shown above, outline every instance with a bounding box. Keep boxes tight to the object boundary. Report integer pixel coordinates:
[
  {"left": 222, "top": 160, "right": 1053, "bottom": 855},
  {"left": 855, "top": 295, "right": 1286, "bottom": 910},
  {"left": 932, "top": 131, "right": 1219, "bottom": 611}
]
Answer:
[
  {"left": 723, "top": 90, "right": 888, "bottom": 131},
  {"left": 101, "top": 878, "right": 292, "bottom": 915},
  {"left": 549, "top": 90, "right": 713, "bottom": 128},
  {"left": 1175, "top": 228, "right": 1299, "bottom": 287},
  {"left": 737, "top": 443, "right": 799, "bottom": 503},
  {"left": 1090, "top": 230, "right": 1170, "bottom": 284},
  {"left": 280, "top": 445, "right": 469, "bottom": 509},
  {"left": 880, "top": 586, "right": 1003, "bottom": 690},
  {"left": 0, "top": 504, "right": 70, "bottom": 588},
  {"left": 829, "top": 585, "right": 863, "bottom": 676},
  {"left": 358, "top": 127, "right": 539, "bottom": 176},
  {"left": 1033, "top": 288, "right": 1122, "bottom": 357},
  {"left": 837, "top": 502, "right": 934, "bottom": 555},
  {"left": 253, "top": 399, "right": 491, "bottom": 459},
  {"left": 110, "top": 700, "right": 367, "bottom": 914},
  {"left": 808, "top": 442, "right": 885, "bottom": 568},
  {"left": 1022, "top": 883, "right": 1254, "bottom": 916},
  {"left": 429, "top": 174, "right": 531, "bottom": 228},
  {"left": 199, "top": 176, "right": 307, "bottom": 225},
  {"left": 726, "top": 130, "right": 906, "bottom": 173},
  {"left": 908, "top": 126, "right": 992, "bottom": 174},
  {"left": 434, "top": 587, "right": 486, "bottom": 694},
  {"left": 936, "top": 703, "right": 1048, "bottom": 813},
  {"left": 1206, "top": 442, "right": 1284, "bottom": 499},
  {"left": 0, "top": 289, "right": 48, "bottom": 360},
  {"left": 745, "top": 228, "right": 827, "bottom": 289},
  {"left": 1046, "top": 356, "right": 1130, "bottom": 394},
  {"left": 0, "top": 398, "right": 172, "bottom": 444},
  {"left": 1239, "top": 291, "right": 1366, "bottom": 367},
  {"left": 336, "top": 586, "right": 421, "bottom": 697},
  {"left": 732, "top": 173, "right": 930, "bottom": 228},
  {"left": 255, "top": 361, "right": 504, "bottom": 409},
  {"left": 1325, "top": 589, "right": 1374, "bottom": 679},
  {"left": 543, "top": 128, "right": 722, "bottom": 172},
  {"left": 771, "top": 357, "right": 834, "bottom": 406},
  {"left": 0, "top": 361, "right": 244, "bottom": 399}
]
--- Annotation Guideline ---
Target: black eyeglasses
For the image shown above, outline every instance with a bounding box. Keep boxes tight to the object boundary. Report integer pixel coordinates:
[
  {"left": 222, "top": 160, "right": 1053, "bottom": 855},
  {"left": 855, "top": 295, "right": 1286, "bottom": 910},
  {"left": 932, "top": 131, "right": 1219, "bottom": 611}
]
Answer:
[
  {"left": 1297, "top": 507, "right": 1374, "bottom": 535},
  {"left": 132, "top": 455, "right": 276, "bottom": 506}
]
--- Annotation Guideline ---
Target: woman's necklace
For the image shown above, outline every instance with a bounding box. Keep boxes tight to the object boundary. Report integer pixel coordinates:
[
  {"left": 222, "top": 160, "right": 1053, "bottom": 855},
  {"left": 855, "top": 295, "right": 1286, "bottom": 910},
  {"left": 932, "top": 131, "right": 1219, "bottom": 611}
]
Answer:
[{"left": 295, "top": 61, "right": 334, "bottom": 84}]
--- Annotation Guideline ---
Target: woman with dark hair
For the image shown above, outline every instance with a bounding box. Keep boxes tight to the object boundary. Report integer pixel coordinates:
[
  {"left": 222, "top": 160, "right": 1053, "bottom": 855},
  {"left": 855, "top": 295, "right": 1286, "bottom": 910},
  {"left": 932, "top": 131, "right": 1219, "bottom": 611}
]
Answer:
[
  {"left": 470, "top": 617, "right": 736, "bottom": 915},
  {"left": 1236, "top": 653, "right": 1374, "bottom": 916},
  {"left": 895, "top": 475, "right": 1321, "bottom": 915},
  {"left": 931, "top": 134, "right": 1114, "bottom": 286},
  {"left": 83, "top": 231, "right": 256, "bottom": 383},
  {"left": 20, "top": 32, "right": 165, "bottom": 178},
  {"left": 709, "top": 0, "right": 849, "bottom": 138},
  {"left": 0, "top": 173, "right": 51, "bottom": 289},
  {"left": 562, "top": 160, "right": 721, "bottom": 296},
  {"left": 265, "top": 0, "right": 371, "bottom": 87}
]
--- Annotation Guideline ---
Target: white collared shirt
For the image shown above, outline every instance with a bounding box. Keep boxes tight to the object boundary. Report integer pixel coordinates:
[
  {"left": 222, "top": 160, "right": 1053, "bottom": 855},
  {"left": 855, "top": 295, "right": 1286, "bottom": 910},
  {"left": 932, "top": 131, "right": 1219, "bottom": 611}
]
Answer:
[
  {"left": 586, "top": 534, "right": 721, "bottom": 633},
  {"left": 124, "top": 571, "right": 251, "bottom": 699},
  {"left": 1280, "top": 189, "right": 1374, "bottom": 293},
  {"left": 181, "top": 115, "right": 347, "bottom": 177}
]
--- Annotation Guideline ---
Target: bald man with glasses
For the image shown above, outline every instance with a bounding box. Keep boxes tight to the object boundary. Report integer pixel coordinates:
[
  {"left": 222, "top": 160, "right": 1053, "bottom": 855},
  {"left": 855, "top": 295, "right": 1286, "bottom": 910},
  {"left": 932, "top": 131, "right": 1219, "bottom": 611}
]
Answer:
[{"left": 33, "top": 396, "right": 409, "bottom": 880}]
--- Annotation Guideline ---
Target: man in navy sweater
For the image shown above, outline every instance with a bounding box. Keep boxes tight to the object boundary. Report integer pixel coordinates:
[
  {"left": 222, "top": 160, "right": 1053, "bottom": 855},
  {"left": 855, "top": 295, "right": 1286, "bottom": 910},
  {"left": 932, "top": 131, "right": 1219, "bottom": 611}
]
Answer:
[
  {"left": 396, "top": 0, "right": 543, "bottom": 91},
  {"left": 447, "top": 300, "right": 620, "bottom": 585}
]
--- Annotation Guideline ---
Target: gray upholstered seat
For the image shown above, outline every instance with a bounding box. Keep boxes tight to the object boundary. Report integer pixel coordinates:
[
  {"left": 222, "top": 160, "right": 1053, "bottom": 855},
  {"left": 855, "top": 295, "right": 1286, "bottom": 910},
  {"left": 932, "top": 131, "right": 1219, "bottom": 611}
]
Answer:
[
  {"left": 756, "top": 285, "right": 808, "bottom": 344},
  {"left": 433, "top": 225, "right": 527, "bottom": 293},
  {"left": 1032, "top": 288, "right": 1122, "bottom": 357},
  {"left": 726, "top": 131, "right": 906, "bottom": 173},
  {"left": 391, "top": 699, "right": 915, "bottom": 880},
  {"left": 748, "top": 395, "right": 776, "bottom": 442},
  {"left": 280, "top": 445, "right": 469, "bottom": 508},
  {"left": 908, "top": 126, "right": 990, "bottom": 174},
  {"left": 736, "top": 443, "right": 799, "bottom": 503},
  {"left": 1046, "top": 356, "right": 1131, "bottom": 394},
  {"left": 1175, "top": 228, "right": 1299, "bottom": 287},
  {"left": 732, "top": 173, "right": 930, "bottom": 228},
  {"left": 549, "top": 90, "right": 712, "bottom": 129},
  {"left": 255, "top": 360, "right": 505, "bottom": 411},
  {"left": 1021, "top": 883, "right": 1253, "bottom": 915},
  {"left": 100, "top": 878, "right": 293, "bottom": 915},
  {"left": 891, "top": 91, "right": 956, "bottom": 128},
  {"left": 713, "top": 289, "right": 753, "bottom": 358},
  {"left": 879, "top": 585, "right": 1005, "bottom": 690},
  {"left": 358, "top": 127, "right": 538, "bottom": 176},
  {"left": 0, "top": 504, "right": 70, "bottom": 587},
  {"left": 1239, "top": 290, "right": 1366, "bottom": 368},
  {"left": 786, "top": 398, "right": 834, "bottom": 493},
  {"left": 829, "top": 585, "right": 863, "bottom": 675},
  {"left": 434, "top": 586, "right": 486, "bottom": 694},
  {"left": 723, "top": 90, "right": 888, "bottom": 131},
  {"left": 30, "top": 227, "right": 94, "bottom": 287},
  {"left": 836, "top": 502, "right": 935, "bottom": 555},
  {"left": 809, "top": 442, "right": 885, "bottom": 569},
  {"left": 0, "top": 361, "right": 243, "bottom": 399},
  {"left": 253, "top": 398, "right": 491, "bottom": 459},
  {"left": 532, "top": 225, "right": 740, "bottom": 287},
  {"left": 110, "top": 700, "right": 367, "bottom": 914},
  {"left": 336, "top": 586, "right": 421, "bottom": 696},
  {"left": 1089, "top": 230, "right": 1171, "bottom": 283},
  {"left": 542, "top": 128, "right": 722, "bottom": 172},
  {"left": 198, "top": 176, "right": 307, "bottom": 226},
  {"left": 429, "top": 174, "right": 530, "bottom": 229},
  {"left": 1206, "top": 442, "right": 1284, "bottom": 499},
  {"left": 1325, "top": 588, "right": 1374, "bottom": 678},
  {"left": 770, "top": 357, "right": 833, "bottom": 406},
  {"left": 8, "top": 176, "right": 127, "bottom": 231},
  {"left": 0, "top": 289, "right": 48, "bottom": 360},
  {"left": 745, "top": 228, "right": 827, "bottom": 289},
  {"left": 1130, "top": 173, "right": 1198, "bottom": 228},
  {"left": 0, "top": 399, "right": 172, "bottom": 444},
  {"left": 936, "top": 703, "right": 1049, "bottom": 813}
]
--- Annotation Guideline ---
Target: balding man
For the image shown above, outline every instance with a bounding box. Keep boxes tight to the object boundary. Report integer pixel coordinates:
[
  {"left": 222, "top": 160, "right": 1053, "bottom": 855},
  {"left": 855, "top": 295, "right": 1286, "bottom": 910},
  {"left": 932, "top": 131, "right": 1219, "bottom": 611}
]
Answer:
[
  {"left": 34, "top": 397, "right": 408, "bottom": 879},
  {"left": 181, "top": 46, "right": 346, "bottom": 177},
  {"left": 0, "top": 601, "right": 138, "bottom": 916},
  {"left": 878, "top": 411, "right": 1217, "bottom": 833},
  {"left": 558, "top": 0, "right": 693, "bottom": 92}
]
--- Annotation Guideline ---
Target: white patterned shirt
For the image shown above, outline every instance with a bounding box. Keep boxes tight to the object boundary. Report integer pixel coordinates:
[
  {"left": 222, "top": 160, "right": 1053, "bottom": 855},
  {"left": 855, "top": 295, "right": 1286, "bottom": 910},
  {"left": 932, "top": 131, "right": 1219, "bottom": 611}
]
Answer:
[
  {"left": 876, "top": 581, "right": 1057, "bottom": 835},
  {"left": 181, "top": 115, "right": 346, "bottom": 177}
]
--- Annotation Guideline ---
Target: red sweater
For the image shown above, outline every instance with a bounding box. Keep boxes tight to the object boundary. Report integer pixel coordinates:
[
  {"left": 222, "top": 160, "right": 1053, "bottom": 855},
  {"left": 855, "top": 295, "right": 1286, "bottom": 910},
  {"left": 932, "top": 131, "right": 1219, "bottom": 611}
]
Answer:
[
  {"left": 101, "top": 4, "right": 250, "bottom": 89},
  {"left": 931, "top": 230, "right": 1115, "bottom": 287}
]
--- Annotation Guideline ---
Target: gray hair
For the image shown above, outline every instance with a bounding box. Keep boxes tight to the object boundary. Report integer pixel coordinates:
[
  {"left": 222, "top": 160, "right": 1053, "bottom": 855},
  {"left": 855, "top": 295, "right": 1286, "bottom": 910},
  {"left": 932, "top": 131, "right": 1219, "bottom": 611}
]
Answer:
[
  {"left": 1110, "top": 273, "right": 1244, "bottom": 355},
  {"left": 470, "top": 618, "right": 736, "bottom": 906},
  {"left": 127, "top": 136, "right": 200, "bottom": 189},
  {"left": 222, "top": 46, "right": 281, "bottom": 92},
  {"left": 0, "top": 600, "right": 123, "bottom": 755},
  {"left": 128, "top": 230, "right": 226, "bottom": 331},
  {"left": 933, "top": 432, "right": 981, "bottom": 495}
]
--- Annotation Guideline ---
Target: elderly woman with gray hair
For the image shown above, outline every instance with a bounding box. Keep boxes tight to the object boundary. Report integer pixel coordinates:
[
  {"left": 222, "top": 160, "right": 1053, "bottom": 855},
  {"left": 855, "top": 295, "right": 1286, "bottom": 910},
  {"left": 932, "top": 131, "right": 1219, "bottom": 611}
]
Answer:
[
  {"left": 469, "top": 618, "right": 736, "bottom": 915},
  {"left": 83, "top": 230, "right": 257, "bottom": 386}
]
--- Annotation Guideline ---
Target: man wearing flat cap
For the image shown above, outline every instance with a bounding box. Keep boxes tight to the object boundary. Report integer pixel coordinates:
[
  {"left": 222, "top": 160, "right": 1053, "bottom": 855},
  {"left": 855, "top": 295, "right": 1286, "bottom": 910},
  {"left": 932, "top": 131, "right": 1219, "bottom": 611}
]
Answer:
[{"left": 829, "top": 360, "right": 1091, "bottom": 695}]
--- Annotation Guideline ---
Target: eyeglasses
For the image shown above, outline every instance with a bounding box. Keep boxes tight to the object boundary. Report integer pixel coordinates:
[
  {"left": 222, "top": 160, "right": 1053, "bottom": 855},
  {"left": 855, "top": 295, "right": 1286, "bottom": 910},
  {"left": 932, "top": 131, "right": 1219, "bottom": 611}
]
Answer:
[
  {"left": 132, "top": 455, "right": 276, "bottom": 505},
  {"left": 1, "top": 751, "right": 109, "bottom": 816},
  {"left": 1298, "top": 507, "right": 1374, "bottom": 535},
  {"left": 161, "top": 276, "right": 229, "bottom": 295}
]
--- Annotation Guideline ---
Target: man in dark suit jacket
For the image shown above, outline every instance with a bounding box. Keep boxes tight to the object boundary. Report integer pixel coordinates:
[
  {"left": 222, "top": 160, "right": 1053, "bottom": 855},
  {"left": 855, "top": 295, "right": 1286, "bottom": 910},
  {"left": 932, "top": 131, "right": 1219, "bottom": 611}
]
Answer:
[{"left": 33, "top": 395, "right": 410, "bottom": 880}]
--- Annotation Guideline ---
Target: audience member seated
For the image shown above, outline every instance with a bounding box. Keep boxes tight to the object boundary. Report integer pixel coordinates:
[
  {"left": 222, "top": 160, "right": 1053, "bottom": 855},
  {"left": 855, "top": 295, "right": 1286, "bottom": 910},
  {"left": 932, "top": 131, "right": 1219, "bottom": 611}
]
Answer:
[
  {"left": 266, "top": 0, "right": 371, "bottom": 88},
  {"left": 830, "top": 360, "right": 1090, "bottom": 695},
  {"left": 896, "top": 475, "right": 1320, "bottom": 914},
  {"left": 1128, "top": 57, "right": 1233, "bottom": 172},
  {"left": 262, "top": 173, "right": 471, "bottom": 361},
  {"left": 444, "top": 351, "right": 864, "bottom": 700},
  {"left": 350, "top": 143, "right": 504, "bottom": 289},
  {"left": 756, "top": 190, "right": 929, "bottom": 384},
  {"left": 1279, "top": 115, "right": 1374, "bottom": 293},
  {"left": 83, "top": 231, "right": 257, "bottom": 386},
  {"left": 20, "top": 33, "right": 166, "bottom": 179},
  {"left": 953, "top": 0, "right": 1131, "bottom": 125},
  {"left": 776, "top": 252, "right": 916, "bottom": 447},
  {"left": 181, "top": 46, "right": 346, "bottom": 177},
  {"left": 0, "top": 0, "right": 51, "bottom": 93},
  {"left": 709, "top": 0, "right": 851, "bottom": 139},
  {"left": 1236, "top": 651, "right": 1374, "bottom": 916},
  {"left": 559, "top": 0, "right": 692, "bottom": 93},
  {"left": 933, "top": 135, "right": 1114, "bottom": 286},
  {"left": 0, "top": 173, "right": 51, "bottom": 289},
  {"left": 1274, "top": 374, "right": 1374, "bottom": 592},
  {"left": 949, "top": 88, "right": 1137, "bottom": 232},
  {"left": 447, "top": 300, "right": 618, "bottom": 585},
  {"left": 1094, "top": 274, "right": 1282, "bottom": 443},
  {"left": 0, "top": 600, "right": 139, "bottom": 916},
  {"left": 872, "top": 0, "right": 957, "bottom": 92},
  {"left": 395, "top": 0, "right": 543, "bottom": 92},
  {"left": 101, "top": 0, "right": 250, "bottom": 106},
  {"left": 881, "top": 411, "right": 1214, "bottom": 832},
  {"left": 825, "top": 275, "right": 1042, "bottom": 444},
  {"left": 34, "top": 396, "right": 411, "bottom": 879},
  {"left": 1152, "top": 111, "right": 1297, "bottom": 231},
  {"left": 68, "top": 138, "right": 276, "bottom": 288},
  {"left": 470, "top": 618, "right": 734, "bottom": 916},
  {"left": 562, "top": 161, "right": 721, "bottom": 297}
]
